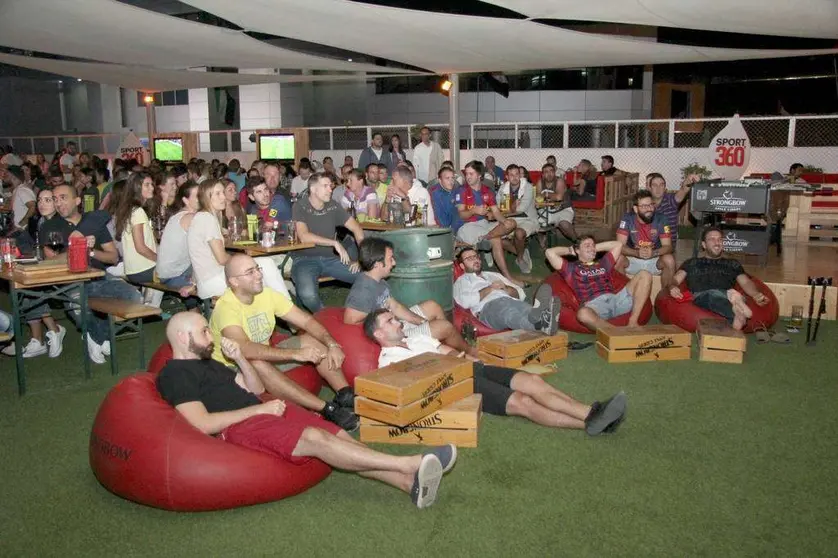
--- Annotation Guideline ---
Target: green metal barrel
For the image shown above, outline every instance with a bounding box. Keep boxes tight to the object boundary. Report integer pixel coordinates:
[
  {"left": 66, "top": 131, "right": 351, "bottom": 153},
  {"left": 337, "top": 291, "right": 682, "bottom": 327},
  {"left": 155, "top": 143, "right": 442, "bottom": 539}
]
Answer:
[{"left": 379, "top": 227, "right": 454, "bottom": 317}]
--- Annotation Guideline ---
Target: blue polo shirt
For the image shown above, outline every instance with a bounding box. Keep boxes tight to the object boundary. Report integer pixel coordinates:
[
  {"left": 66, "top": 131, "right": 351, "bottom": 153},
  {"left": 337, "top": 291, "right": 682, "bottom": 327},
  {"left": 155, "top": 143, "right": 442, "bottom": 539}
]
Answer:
[{"left": 429, "top": 184, "right": 463, "bottom": 232}]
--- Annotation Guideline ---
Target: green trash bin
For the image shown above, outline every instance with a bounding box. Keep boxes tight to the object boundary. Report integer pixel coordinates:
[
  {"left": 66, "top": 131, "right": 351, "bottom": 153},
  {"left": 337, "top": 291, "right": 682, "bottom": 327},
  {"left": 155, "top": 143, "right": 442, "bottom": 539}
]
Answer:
[
  {"left": 380, "top": 227, "right": 454, "bottom": 317},
  {"left": 388, "top": 260, "right": 454, "bottom": 317}
]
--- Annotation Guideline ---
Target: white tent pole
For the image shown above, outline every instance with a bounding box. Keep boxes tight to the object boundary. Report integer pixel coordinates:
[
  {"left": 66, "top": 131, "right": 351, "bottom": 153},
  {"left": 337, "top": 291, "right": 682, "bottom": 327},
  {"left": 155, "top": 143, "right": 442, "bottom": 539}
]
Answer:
[{"left": 448, "top": 73, "right": 460, "bottom": 171}]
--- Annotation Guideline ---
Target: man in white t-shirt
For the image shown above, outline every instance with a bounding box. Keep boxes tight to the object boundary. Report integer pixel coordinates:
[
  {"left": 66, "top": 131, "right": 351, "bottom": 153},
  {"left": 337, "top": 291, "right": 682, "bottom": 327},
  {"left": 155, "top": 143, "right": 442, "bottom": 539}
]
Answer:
[
  {"left": 453, "top": 247, "right": 561, "bottom": 334},
  {"left": 290, "top": 161, "right": 313, "bottom": 197},
  {"left": 59, "top": 142, "right": 79, "bottom": 183},
  {"left": 497, "top": 164, "right": 540, "bottom": 274},
  {"left": 0, "top": 146, "right": 23, "bottom": 168},
  {"left": 364, "top": 309, "right": 627, "bottom": 436},
  {"left": 379, "top": 167, "right": 435, "bottom": 226},
  {"left": 6, "top": 166, "right": 36, "bottom": 231},
  {"left": 411, "top": 126, "right": 444, "bottom": 184}
]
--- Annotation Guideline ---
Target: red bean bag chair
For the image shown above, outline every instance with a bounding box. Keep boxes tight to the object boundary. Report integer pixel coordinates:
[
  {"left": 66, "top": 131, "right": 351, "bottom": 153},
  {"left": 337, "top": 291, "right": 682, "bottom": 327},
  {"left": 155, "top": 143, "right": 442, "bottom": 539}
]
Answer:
[
  {"left": 90, "top": 339, "right": 330, "bottom": 512},
  {"left": 453, "top": 304, "right": 505, "bottom": 337},
  {"left": 539, "top": 271, "right": 654, "bottom": 334},
  {"left": 314, "top": 307, "right": 381, "bottom": 386},
  {"left": 654, "top": 276, "right": 779, "bottom": 333}
]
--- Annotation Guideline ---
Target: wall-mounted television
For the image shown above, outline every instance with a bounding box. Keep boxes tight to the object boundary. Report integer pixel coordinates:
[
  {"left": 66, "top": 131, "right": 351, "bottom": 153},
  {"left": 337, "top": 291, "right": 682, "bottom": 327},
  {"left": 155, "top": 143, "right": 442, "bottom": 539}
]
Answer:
[
  {"left": 154, "top": 137, "right": 183, "bottom": 162},
  {"left": 259, "top": 133, "right": 295, "bottom": 160}
]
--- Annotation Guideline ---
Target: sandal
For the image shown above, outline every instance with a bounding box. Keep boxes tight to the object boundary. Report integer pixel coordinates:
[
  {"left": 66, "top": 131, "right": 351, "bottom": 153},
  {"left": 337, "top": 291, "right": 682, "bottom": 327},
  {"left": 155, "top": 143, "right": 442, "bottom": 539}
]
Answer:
[
  {"left": 769, "top": 330, "right": 791, "bottom": 344},
  {"left": 754, "top": 326, "right": 771, "bottom": 344},
  {"left": 568, "top": 341, "right": 594, "bottom": 351}
]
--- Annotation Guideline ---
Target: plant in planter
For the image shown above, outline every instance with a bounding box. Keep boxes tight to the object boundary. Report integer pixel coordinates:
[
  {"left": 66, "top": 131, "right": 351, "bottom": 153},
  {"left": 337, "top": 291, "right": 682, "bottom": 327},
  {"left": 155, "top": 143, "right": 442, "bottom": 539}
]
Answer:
[
  {"left": 681, "top": 162, "right": 712, "bottom": 181},
  {"left": 801, "top": 164, "right": 824, "bottom": 173}
]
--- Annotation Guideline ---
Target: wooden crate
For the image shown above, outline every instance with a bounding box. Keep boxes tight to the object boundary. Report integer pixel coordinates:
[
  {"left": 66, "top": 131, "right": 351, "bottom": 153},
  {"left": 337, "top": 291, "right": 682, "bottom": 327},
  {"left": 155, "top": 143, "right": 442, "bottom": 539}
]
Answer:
[
  {"left": 697, "top": 319, "right": 745, "bottom": 364},
  {"left": 359, "top": 394, "right": 482, "bottom": 447},
  {"left": 354, "top": 353, "right": 473, "bottom": 407},
  {"left": 477, "top": 329, "right": 568, "bottom": 368},
  {"left": 697, "top": 319, "right": 746, "bottom": 351},
  {"left": 479, "top": 347, "right": 568, "bottom": 368},
  {"left": 765, "top": 282, "right": 837, "bottom": 321},
  {"left": 354, "top": 378, "right": 474, "bottom": 427},
  {"left": 698, "top": 346, "right": 744, "bottom": 364},
  {"left": 596, "top": 324, "right": 692, "bottom": 363}
]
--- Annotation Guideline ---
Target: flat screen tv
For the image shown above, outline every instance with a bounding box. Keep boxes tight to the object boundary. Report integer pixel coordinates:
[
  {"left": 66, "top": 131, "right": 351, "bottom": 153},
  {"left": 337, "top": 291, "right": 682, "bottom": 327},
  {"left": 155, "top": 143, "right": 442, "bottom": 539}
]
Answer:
[
  {"left": 154, "top": 137, "right": 183, "bottom": 162},
  {"left": 259, "top": 134, "right": 295, "bottom": 160}
]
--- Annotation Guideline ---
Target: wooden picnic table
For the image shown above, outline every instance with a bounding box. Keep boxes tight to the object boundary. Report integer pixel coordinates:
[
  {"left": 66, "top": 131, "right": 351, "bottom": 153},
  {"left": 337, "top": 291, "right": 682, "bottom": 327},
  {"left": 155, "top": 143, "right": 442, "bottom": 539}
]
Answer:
[
  {"left": 225, "top": 239, "right": 315, "bottom": 256},
  {"left": 0, "top": 261, "right": 105, "bottom": 395}
]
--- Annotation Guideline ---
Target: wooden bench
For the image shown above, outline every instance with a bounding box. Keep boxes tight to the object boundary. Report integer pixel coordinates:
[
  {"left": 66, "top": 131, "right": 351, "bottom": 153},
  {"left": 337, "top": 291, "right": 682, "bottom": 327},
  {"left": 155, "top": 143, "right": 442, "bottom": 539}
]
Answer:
[{"left": 88, "top": 298, "right": 161, "bottom": 376}]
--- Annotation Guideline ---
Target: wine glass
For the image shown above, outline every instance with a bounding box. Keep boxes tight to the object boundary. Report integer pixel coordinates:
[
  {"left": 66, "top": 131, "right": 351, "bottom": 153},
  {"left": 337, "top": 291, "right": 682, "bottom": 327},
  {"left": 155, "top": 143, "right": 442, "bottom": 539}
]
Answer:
[{"left": 47, "top": 231, "right": 64, "bottom": 253}]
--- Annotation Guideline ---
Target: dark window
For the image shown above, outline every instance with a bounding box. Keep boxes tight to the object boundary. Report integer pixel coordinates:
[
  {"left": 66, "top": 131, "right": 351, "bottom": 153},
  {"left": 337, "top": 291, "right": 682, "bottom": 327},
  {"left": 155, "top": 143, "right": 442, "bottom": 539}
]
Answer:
[
  {"left": 136, "top": 89, "right": 190, "bottom": 107},
  {"left": 175, "top": 89, "right": 189, "bottom": 105},
  {"left": 162, "top": 90, "right": 175, "bottom": 106}
]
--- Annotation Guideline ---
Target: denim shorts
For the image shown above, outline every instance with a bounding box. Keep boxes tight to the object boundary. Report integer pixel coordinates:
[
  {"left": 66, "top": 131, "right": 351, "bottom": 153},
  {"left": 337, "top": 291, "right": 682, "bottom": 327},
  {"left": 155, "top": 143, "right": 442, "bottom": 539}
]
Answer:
[
  {"left": 584, "top": 287, "right": 633, "bottom": 320},
  {"left": 625, "top": 256, "right": 660, "bottom": 276}
]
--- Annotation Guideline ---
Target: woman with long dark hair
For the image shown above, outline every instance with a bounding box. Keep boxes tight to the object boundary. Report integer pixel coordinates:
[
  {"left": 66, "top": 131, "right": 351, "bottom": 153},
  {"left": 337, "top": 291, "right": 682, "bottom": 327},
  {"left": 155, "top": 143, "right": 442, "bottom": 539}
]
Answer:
[
  {"left": 114, "top": 172, "right": 157, "bottom": 283},
  {"left": 157, "top": 181, "right": 199, "bottom": 296},
  {"left": 387, "top": 134, "right": 407, "bottom": 174}
]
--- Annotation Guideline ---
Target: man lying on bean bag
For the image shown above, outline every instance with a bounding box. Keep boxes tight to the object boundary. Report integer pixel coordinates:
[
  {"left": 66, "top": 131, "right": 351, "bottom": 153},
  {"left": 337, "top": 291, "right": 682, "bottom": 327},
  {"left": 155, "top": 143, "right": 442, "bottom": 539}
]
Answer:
[
  {"left": 157, "top": 311, "right": 457, "bottom": 510},
  {"left": 669, "top": 226, "right": 770, "bottom": 331}
]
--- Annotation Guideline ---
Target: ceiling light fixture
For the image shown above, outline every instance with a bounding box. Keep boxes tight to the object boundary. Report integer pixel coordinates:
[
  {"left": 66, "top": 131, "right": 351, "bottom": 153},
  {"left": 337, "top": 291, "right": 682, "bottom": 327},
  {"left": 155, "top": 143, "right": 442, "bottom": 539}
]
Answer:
[
  {"left": 440, "top": 76, "right": 453, "bottom": 97},
  {"left": 143, "top": 94, "right": 154, "bottom": 104}
]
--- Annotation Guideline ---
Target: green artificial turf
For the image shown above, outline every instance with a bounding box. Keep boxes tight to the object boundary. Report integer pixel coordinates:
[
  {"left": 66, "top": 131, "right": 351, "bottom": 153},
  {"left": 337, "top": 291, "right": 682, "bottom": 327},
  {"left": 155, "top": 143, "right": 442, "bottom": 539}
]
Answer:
[{"left": 2, "top": 247, "right": 837, "bottom": 556}]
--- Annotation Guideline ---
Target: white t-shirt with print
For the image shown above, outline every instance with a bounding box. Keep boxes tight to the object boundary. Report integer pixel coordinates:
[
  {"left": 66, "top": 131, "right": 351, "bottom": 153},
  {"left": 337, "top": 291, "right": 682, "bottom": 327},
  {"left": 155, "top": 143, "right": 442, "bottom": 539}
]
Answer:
[{"left": 378, "top": 334, "right": 443, "bottom": 367}]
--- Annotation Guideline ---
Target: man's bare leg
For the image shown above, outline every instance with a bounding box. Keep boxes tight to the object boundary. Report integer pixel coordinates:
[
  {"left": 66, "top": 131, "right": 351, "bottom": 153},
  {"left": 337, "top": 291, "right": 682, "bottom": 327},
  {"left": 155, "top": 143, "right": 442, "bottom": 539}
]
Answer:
[
  {"left": 625, "top": 270, "right": 652, "bottom": 327},
  {"left": 577, "top": 307, "right": 611, "bottom": 333},
  {"left": 490, "top": 237, "right": 524, "bottom": 286},
  {"left": 417, "top": 300, "right": 445, "bottom": 321},
  {"left": 557, "top": 220, "right": 577, "bottom": 242},
  {"left": 252, "top": 359, "right": 328, "bottom": 411},
  {"left": 298, "top": 334, "right": 349, "bottom": 392},
  {"left": 336, "top": 431, "right": 414, "bottom": 490},
  {"left": 429, "top": 319, "right": 479, "bottom": 358},
  {"left": 657, "top": 254, "right": 676, "bottom": 289},
  {"left": 510, "top": 373, "right": 590, "bottom": 423},
  {"left": 28, "top": 320, "right": 45, "bottom": 343},
  {"left": 505, "top": 392, "right": 585, "bottom": 429},
  {"left": 512, "top": 227, "right": 527, "bottom": 260}
]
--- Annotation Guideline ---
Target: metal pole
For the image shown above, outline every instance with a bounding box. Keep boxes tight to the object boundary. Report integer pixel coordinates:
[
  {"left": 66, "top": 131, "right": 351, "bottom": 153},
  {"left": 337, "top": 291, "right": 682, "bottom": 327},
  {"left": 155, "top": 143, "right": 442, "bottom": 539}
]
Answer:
[
  {"left": 448, "top": 73, "right": 460, "bottom": 171},
  {"left": 145, "top": 99, "right": 157, "bottom": 160}
]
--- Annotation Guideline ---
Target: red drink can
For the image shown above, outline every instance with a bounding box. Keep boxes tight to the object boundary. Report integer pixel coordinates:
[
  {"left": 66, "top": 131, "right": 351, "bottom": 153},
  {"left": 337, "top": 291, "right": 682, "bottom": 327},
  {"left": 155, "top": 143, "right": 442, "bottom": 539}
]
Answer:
[{"left": 68, "top": 236, "right": 89, "bottom": 272}]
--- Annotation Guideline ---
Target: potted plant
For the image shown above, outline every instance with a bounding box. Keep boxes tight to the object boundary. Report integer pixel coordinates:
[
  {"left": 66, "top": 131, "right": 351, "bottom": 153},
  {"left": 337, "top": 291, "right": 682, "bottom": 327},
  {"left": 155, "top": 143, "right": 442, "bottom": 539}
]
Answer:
[{"left": 681, "top": 162, "right": 712, "bottom": 181}]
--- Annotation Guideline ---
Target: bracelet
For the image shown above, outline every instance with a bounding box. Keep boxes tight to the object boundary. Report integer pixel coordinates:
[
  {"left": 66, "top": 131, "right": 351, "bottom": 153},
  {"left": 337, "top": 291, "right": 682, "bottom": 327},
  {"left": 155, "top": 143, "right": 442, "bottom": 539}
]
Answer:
[{"left": 326, "top": 341, "right": 340, "bottom": 349}]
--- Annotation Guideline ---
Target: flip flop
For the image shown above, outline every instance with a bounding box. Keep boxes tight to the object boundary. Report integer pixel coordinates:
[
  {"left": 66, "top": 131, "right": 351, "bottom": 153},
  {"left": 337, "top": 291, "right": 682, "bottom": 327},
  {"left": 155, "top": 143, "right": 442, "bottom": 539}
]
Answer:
[
  {"left": 769, "top": 331, "right": 791, "bottom": 344},
  {"left": 568, "top": 341, "right": 594, "bottom": 351},
  {"left": 753, "top": 326, "right": 771, "bottom": 344}
]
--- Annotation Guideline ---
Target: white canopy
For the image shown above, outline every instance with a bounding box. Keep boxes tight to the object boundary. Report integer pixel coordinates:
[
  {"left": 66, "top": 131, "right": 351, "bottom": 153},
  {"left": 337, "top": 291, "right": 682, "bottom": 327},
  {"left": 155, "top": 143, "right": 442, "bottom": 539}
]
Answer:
[
  {"left": 183, "top": 0, "right": 838, "bottom": 73},
  {"left": 0, "top": 53, "right": 415, "bottom": 92},
  {"left": 0, "top": 0, "right": 405, "bottom": 73},
  {"left": 484, "top": 0, "right": 838, "bottom": 40}
]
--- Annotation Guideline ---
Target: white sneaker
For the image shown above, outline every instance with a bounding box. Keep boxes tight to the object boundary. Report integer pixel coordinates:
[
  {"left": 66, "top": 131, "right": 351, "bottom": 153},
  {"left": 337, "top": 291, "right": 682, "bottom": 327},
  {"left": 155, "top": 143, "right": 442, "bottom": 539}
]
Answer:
[
  {"left": 518, "top": 248, "right": 533, "bottom": 274},
  {"left": 46, "top": 325, "right": 67, "bottom": 358},
  {"left": 1, "top": 342, "right": 16, "bottom": 356},
  {"left": 86, "top": 334, "right": 106, "bottom": 364},
  {"left": 22, "top": 338, "right": 48, "bottom": 358},
  {"left": 101, "top": 340, "right": 111, "bottom": 356}
]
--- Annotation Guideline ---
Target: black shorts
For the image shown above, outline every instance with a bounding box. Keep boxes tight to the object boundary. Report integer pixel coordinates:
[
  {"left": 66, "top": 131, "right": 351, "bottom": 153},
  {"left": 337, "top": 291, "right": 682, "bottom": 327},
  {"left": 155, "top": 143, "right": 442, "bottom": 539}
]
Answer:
[{"left": 473, "top": 362, "right": 515, "bottom": 416}]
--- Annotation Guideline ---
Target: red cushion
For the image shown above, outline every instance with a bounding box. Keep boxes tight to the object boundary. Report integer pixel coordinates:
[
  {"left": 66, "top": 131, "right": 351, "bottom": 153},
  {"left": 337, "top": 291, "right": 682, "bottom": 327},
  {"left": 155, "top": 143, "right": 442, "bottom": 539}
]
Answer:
[
  {"left": 314, "top": 307, "right": 380, "bottom": 386},
  {"left": 89, "top": 371, "right": 330, "bottom": 511},
  {"left": 571, "top": 175, "right": 606, "bottom": 210},
  {"left": 654, "top": 276, "right": 779, "bottom": 333},
  {"left": 528, "top": 170, "right": 542, "bottom": 185},
  {"left": 540, "top": 271, "right": 653, "bottom": 334},
  {"left": 453, "top": 304, "right": 505, "bottom": 337}
]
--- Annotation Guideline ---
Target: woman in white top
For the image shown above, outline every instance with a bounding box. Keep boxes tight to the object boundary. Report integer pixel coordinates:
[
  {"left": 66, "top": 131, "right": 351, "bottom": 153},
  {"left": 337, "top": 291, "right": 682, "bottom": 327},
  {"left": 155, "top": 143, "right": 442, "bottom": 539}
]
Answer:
[
  {"left": 187, "top": 180, "right": 288, "bottom": 300},
  {"left": 114, "top": 172, "right": 157, "bottom": 283},
  {"left": 157, "top": 181, "right": 199, "bottom": 295}
]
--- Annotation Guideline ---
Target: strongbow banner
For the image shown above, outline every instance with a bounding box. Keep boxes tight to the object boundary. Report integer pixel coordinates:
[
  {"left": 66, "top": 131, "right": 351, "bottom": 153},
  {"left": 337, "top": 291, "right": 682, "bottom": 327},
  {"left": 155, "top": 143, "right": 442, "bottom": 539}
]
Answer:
[{"left": 709, "top": 114, "right": 751, "bottom": 180}]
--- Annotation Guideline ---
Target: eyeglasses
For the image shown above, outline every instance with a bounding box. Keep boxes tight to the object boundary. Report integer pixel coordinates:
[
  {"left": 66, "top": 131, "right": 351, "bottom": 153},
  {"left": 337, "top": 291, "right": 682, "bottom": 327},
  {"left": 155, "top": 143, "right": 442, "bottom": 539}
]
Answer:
[
  {"left": 230, "top": 266, "right": 262, "bottom": 278},
  {"left": 636, "top": 203, "right": 655, "bottom": 209},
  {"left": 460, "top": 254, "right": 480, "bottom": 261}
]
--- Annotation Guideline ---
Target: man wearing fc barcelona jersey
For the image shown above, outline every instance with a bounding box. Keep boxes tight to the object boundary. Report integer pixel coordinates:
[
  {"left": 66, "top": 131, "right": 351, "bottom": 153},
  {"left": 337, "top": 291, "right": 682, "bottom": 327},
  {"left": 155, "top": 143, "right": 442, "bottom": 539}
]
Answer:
[
  {"left": 616, "top": 189, "right": 676, "bottom": 288},
  {"left": 545, "top": 238, "right": 652, "bottom": 332}
]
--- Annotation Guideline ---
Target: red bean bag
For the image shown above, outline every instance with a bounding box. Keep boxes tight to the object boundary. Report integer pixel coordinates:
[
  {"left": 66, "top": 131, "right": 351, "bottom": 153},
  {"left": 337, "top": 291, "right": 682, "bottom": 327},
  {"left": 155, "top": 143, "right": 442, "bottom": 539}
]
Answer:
[
  {"left": 314, "top": 307, "right": 381, "bottom": 386},
  {"left": 453, "top": 304, "right": 505, "bottom": 337},
  {"left": 654, "top": 276, "right": 779, "bottom": 333},
  {"left": 539, "top": 271, "right": 653, "bottom": 334},
  {"left": 91, "top": 340, "right": 330, "bottom": 512}
]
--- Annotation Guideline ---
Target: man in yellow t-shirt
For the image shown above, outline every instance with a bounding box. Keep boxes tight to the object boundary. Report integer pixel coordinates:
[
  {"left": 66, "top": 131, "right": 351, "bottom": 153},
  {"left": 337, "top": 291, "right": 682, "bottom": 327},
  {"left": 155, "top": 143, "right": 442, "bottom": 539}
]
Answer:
[{"left": 209, "top": 254, "right": 358, "bottom": 431}]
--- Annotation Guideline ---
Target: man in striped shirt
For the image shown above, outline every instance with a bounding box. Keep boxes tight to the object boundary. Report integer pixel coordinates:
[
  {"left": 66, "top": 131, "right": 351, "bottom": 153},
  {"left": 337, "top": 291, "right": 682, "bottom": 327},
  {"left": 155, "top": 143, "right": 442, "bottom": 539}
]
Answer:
[
  {"left": 646, "top": 173, "right": 700, "bottom": 245},
  {"left": 546, "top": 238, "right": 652, "bottom": 332}
]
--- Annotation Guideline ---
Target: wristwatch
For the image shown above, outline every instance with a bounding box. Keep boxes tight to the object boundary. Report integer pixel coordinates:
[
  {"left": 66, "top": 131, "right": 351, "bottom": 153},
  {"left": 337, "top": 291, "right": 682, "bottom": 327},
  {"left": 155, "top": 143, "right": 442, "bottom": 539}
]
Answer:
[{"left": 326, "top": 341, "right": 340, "bottom": 349}]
